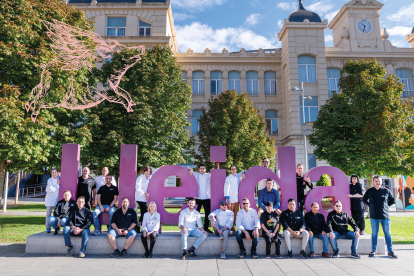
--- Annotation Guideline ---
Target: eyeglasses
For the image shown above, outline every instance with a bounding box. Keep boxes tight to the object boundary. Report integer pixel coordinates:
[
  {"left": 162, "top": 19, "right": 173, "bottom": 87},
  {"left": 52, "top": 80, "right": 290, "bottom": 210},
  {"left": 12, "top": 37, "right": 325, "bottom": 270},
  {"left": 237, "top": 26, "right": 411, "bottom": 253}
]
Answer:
[
  {"left": 242, "top": 203, "right": 249, "bottom": 205},
  {"left": 263, "top": 161, "right": 269, "bottom": 163}
]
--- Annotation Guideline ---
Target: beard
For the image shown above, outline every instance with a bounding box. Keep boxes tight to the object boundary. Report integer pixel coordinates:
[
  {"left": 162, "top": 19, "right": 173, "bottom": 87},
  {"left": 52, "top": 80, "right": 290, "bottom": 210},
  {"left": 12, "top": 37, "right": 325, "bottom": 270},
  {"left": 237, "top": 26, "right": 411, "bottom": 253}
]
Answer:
[{"left": 122, "top": 205, "right": 128, "bottom": 210}]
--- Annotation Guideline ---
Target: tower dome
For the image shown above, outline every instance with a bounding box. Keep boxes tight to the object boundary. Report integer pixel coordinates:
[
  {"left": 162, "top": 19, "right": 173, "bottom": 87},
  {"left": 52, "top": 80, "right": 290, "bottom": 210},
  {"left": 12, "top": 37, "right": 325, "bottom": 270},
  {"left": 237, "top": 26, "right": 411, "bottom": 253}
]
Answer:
[{"left": 288, "top": 0, "right": 322, "bottom": 23}]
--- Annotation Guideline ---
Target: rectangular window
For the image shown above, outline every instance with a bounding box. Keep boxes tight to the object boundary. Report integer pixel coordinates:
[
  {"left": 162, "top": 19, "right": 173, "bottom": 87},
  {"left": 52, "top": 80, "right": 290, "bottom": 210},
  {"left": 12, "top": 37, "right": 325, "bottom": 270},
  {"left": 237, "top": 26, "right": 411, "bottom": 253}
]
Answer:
[
  {"left": 139, "top": 20, "right": 151, "bottom": 37},
  {"left": 192, "top": 80, "right": 205, "bottom": 95},
  {"left": 299, "top": 65, "right": 317, "bottom": 82},
  {"left": 107, "top": 17, "right": 126, "bottom": 36},
  {"left": 191, "top": 118, "right": 199, "bottom": 135},
  {"left": 328, "top": 78, "right": 340, "bottom": 98},
  {"left": 264, "top": 72, "right": 277, "bottom": 95},
  {"left": 308, "top": 154, "right": 317, "bottom": 169},
  {"left": 182, "top": 71, "right": 187, "bottom": 83},
  {"left": 246, "top": 80, "right": 259, "bottom": 95},
  {"left": 265, "top": 118, "right": 279, "bottom": 135},
  {"left": 211, "top": 80, "right": 223, "bottom": 95},
  {"left": 228, "top": 80, "right": 241, "bottom": 93},
  {"left": 300, "top": 96, "right": 318, "bottom": 125}
]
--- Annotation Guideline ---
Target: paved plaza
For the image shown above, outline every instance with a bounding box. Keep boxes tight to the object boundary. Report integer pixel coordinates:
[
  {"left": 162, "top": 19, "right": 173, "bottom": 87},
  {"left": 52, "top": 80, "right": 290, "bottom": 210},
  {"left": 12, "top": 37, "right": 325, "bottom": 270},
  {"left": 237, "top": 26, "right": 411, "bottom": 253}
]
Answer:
[{"left": 0, "top": 243, "right": 413, "bottom": 276}]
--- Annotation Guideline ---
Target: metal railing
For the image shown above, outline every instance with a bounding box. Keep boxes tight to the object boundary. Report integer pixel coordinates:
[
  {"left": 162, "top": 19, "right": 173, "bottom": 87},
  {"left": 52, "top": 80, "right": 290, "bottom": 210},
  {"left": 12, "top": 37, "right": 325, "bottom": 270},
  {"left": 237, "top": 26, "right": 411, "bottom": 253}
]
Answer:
[{"left": 18, "top": 186, "right": 46, "bottom": 198}]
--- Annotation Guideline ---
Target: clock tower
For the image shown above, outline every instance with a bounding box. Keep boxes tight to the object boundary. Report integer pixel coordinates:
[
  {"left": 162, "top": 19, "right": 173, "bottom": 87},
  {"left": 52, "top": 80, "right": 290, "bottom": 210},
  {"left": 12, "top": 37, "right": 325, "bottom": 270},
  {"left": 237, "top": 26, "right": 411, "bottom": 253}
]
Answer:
[{"left": 328, "top": 0, "right": 394, "bottom": 52}]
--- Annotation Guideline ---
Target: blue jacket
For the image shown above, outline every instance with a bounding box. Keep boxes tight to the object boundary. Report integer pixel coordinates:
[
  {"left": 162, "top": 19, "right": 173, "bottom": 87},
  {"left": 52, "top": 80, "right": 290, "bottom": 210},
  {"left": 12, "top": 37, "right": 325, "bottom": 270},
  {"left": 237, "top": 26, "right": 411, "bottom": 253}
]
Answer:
[{"left": 258, "top": 188, "right": 280, "bottom": 210}]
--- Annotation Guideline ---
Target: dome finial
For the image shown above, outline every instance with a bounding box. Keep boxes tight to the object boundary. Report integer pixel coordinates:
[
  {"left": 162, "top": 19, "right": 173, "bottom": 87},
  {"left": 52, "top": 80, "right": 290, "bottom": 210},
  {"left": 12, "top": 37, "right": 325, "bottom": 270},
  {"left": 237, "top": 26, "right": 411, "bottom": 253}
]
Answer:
[{"left": 299, "top": 0, "right": 305, "bottom": 10}]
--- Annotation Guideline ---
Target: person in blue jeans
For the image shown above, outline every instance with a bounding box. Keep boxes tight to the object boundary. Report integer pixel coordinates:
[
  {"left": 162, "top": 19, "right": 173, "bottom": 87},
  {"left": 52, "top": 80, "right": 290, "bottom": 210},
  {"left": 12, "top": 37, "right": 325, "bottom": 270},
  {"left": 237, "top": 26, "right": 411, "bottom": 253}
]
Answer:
[
  {"left": 49, "top": 190, "right": 77, "bottom": 235},
  {"left": 363, "top": 176, "right": 397, "bottom": 258},
  {"left": 93, "top": 174, "right": 118, "bottom": 235},
  {"left": 304, "top": 202, "right": 331, "bottom": 258},
  {"left": 236, "top": 198, "right": 260, "bottom": 259},
  {"left": 179, "top": 198, "right": 208, "bottom": 260},
  {"left": 63, "top": 196, "right": 93, "bottom": 258},
  {"left": 327, "top": 200, "right": 361, "bottom": 259}
]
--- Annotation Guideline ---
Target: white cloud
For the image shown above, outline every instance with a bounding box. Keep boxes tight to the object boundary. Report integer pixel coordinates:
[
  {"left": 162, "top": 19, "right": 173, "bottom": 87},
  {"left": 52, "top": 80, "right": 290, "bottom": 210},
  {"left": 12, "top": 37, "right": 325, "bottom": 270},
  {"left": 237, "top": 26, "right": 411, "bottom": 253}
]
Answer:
[
  {"left": 325, "top": 34, "right": 333, "bottom": 42},
  {"left": 325, "top": 9, "right": 340, "bottom": 22},
  {"left": 173, "top": 12, "right": 196, "bottom": 21},
  {"left": 172, "top": 0, "right": 226, "bottom": 11},
  {"left": 307, "top": 2, "right": 334, "bottom": 14},
  {"left": 277, "top": 20, "right": 283, "bottom": 28},
  {"left": 391, "top": 40, "right": 409, "bottom": 48},
  {"left": 250, "top": 0, "right": 260, "bottom": 7},
  {"left": 387, "top": 3, "right": 414, "bottom": 24},
  {"left": 386, "top": 26, "right": 412, "bottom": 36},
  {"left": 277, "top": 2, "right": 297, "bottom": 11},
  {"left": 245, "top": 14, "right": 261, "bottom": 27},
  {"left": 175, "top": 22, "right": 280, "bottom": 53}
]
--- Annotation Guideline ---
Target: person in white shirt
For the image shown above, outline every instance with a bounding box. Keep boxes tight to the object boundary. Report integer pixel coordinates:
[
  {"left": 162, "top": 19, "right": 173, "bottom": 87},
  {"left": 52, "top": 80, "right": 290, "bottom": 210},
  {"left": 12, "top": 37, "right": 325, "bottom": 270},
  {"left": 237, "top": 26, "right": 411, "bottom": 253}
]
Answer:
[
  {"left": 189, "top": 164, "right": 213, "bottom": 234},
  {"left": 45, "top": 168, "right": 60, "bottom": 233},
  {"left": 179, "top": 198, "right": 208, "bottom": 260},
  {"left": 135, "top": 166, "right": 152, "bottom": 232},
  {"left": 141, "top": 201, "right": 160, "bottom": 258},
  {"left": 236, "top": 198, "right": 261, "bottom": 259},
  {"left": 95, "top": 167, "right": 117, "bottom": 191},
  {"left": 257, "top": 158, "right": 273, "bottom": 198},
  {"left": 224, "top": 165, "right": 245, "bottom": 232},
  {"left": 208, "top": 200, "right": 234, "bottom": 259}
]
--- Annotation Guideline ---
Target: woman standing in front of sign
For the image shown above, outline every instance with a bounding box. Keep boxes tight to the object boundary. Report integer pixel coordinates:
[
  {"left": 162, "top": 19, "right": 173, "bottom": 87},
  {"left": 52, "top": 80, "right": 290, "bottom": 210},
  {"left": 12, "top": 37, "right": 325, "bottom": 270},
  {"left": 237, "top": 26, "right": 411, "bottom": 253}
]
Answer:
[
  {"left": 347, "top": 174, "right": 365, "bottom": 234},
  {"left": 45, "top": 168, "right": 60, "bottom": 233},
  {"left": 135, "top": 166, "right": 152, "bottom": 233}
]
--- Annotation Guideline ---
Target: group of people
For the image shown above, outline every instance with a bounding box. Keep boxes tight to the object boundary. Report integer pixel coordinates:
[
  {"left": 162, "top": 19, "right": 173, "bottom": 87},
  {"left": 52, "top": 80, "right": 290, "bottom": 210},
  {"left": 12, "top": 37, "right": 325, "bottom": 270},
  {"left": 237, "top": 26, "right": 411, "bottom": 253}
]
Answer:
[{"left": 44, "top": 160, "right": 398, "bottom": 259}]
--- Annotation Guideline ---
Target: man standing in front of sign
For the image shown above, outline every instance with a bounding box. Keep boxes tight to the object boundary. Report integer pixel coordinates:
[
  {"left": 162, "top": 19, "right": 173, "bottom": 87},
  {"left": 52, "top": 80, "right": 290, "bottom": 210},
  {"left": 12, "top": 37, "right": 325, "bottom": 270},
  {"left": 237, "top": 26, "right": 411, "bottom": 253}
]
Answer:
[
  {"left": 189, "top": 164, "right": 213, "bottom": 234},
  {"left": 224, "top": 165, "right": 245, "bottom": 232},
  {"left": 296, "top": 164, "right": 313, "bottom": 212},
  {"left": 77, "top": 167, "right": 96, "bottom": 211},
  {"left": 363, "top": 176, "right": 397, "bottom": 258}
]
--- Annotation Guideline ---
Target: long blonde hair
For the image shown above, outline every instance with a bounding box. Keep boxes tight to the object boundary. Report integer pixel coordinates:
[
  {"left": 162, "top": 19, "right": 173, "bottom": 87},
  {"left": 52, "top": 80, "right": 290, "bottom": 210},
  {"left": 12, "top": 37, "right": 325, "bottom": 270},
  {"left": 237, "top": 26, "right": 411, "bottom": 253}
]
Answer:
[{"left": 148, "top": 201, "right": 157, "bottom": 213}]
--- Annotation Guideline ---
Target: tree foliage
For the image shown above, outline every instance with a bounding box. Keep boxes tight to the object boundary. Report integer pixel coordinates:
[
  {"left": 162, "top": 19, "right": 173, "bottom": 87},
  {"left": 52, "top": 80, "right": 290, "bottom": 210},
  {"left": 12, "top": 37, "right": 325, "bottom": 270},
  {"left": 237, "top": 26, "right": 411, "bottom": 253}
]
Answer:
[
  {"left": 0, "top": 0, "right": 97, "bottom": 198},
  {"left": 81, "top": 45, "right": 193, "bottom": 175},
  {"left": 316, "top": 174, "right": 331, "bottom": 187},
  {"left": 194, "top": 90, "right": 277, "bottom": 173},
  {"left": 309, "top": 59, "right": 414, "bottom": 186}
]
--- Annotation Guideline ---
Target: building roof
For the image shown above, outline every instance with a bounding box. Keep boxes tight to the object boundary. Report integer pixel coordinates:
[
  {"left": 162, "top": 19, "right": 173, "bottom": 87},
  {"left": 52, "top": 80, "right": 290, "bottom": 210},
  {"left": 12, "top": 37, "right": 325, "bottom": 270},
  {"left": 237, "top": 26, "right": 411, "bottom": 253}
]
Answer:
[{"left": 288, "top": 0, "right": 322, "bottom": 23}]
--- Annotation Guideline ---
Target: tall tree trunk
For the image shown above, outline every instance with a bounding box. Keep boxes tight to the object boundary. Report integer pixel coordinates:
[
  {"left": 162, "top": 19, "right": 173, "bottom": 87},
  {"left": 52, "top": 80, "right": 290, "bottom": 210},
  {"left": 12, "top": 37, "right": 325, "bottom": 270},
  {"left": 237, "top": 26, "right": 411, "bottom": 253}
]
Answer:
[
  {"left": 365, "top": 173, "right": 374, "bottom": 219},
  {"left": 0, "top": 160, "right": 10, "bottom": 202}
]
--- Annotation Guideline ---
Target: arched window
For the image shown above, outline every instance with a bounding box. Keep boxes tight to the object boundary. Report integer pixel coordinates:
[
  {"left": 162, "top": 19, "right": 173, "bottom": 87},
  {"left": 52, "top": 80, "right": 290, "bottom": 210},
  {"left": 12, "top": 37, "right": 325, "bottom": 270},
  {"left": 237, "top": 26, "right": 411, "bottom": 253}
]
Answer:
[
  {"left": 192, "top": 110, "right": 203, "bottom": 135},
  {"left": 308, "top": 154, "right": 316, "bottom": 169},
  {"left": 192, "top": 71, "right": 205, "bottom": 95},
  {"left": 210, "top": 71, "right": 223, "bottom": 95},
  {"left": 246, "top": 71, "right": 259, "bottom": 95},
  {"left": 139, "top": 20, "right": 151, "bottom": 37},
  {"left": 228, "top": 71, "right": 241, "bottom": 94},
  {"left": 298, "top": 56, "right": 317, "bottom": 82},
  {"left": 300, "top": 96, "right": 318, "bottom": 125},
  {"left": 396, "top": 69, "right": 414, "bottom": 98},
  {"left": 107, "top": 17, "right": 126, "bottom": 36},
  {"left": 264, "top": 71, "right": 277, "bottom": 95},
  {"left": 182, "top": 71, "right": 187, "bottom": 83},
  {"left": 327, "top": 68, "right": 341, "bottom": 98},
  {"left": 265, "top": 110, "right": 278, "bottom": 135}
]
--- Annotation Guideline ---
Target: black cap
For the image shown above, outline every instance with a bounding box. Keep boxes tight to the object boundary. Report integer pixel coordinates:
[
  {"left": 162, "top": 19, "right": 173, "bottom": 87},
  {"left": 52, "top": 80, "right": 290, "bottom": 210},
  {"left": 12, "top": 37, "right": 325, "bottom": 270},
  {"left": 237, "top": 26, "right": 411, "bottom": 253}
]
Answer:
[{"left": 265, "top": 201, "right": 274, "bottom": 207}]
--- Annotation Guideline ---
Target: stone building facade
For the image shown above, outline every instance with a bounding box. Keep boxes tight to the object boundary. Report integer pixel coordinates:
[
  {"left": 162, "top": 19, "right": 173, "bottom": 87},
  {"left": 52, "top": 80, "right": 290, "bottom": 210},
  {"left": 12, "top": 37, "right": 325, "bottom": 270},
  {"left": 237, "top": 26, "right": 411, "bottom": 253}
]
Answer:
[{"left": 69, "top": 0, "right": 414, "bottom": 170}]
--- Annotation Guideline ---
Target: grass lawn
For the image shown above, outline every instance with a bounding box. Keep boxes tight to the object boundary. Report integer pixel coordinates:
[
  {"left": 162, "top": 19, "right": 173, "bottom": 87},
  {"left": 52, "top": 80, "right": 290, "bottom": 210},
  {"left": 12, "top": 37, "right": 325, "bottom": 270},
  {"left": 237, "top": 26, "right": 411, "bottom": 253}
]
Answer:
[
  {"left": 8, "top": 203, "right": 46, "bottom": 212},
  {"left": 362, "top": 217, "right": 414, "bottom": 244}
]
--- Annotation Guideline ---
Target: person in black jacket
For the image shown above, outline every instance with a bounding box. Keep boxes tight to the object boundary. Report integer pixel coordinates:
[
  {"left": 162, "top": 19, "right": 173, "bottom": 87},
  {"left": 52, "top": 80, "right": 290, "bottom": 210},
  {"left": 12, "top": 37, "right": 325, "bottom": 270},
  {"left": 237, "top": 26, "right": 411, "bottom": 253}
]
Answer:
[
  {"left": 260, "top": 201, "right": 281, "bottom": 258},
  {"left": 76, "top": 167, "right": 96, "bottom": 210},
  {"left": 304, "top": 203, "right": 331, "bottom": 258},
  {"left": 49, "top": 190, "right": 76, "bottom": 235},
  {"left": 296, "top": 164, "right": 313, "bottom": 212},
  {"left": 347, "top": 174, "right": 365, "bottom": 234},
  {"left": 327, "top": 200, "right": 360, "bottom": 259},
  {"left": 363, "top": 176, "right": 397, "bottom": 258},
  {"left": 63, "top": 196, "right": 93, "bottom": 258},
  {"left": 280, "top": 198, "right": 309, "bottom": 258}
]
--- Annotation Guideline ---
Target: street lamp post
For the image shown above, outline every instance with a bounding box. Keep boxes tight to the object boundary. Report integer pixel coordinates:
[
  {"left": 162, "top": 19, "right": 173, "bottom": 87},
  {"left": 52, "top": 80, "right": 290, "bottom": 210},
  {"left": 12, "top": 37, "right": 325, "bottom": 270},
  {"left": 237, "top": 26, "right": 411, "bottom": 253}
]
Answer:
[{"left": 292, "top": 82, "right": 312, "bottom": 172}]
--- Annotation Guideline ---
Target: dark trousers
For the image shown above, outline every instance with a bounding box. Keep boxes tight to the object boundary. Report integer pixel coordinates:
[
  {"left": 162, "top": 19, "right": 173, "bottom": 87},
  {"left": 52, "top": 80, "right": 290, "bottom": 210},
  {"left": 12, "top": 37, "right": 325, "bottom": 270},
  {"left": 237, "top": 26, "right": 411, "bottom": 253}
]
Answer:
[
  {"left": 196, "top": 199, "right": 211, "bottom": 230},
  {"left": 141, "top": 231, "right": 157, "bottom": 252},
  {"left": 236, "top": 230, "right": 259, "bottom": 253},
  {"left": 351, "top": 209, "right": 365, "bottom": 232},
  {"left": 298, "top": 200, "right": 304, "bottom": 213},
  {"left": 262, "top": 232, "right": 281, "bottom": 255},
  {"left": 136, "top": 201, "right": 148, "bottom": 223}
]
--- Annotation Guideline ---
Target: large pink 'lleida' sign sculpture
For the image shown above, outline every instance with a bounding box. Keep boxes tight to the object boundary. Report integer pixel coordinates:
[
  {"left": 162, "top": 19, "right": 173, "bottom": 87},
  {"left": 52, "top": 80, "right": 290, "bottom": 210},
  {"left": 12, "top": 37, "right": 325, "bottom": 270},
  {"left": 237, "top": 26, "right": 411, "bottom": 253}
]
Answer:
[
  {"left": 59, "top": 145, "right": 351, "bottom": 228},
  {"left": 25, "top": 20, "right": 144, "bottom": 122}
]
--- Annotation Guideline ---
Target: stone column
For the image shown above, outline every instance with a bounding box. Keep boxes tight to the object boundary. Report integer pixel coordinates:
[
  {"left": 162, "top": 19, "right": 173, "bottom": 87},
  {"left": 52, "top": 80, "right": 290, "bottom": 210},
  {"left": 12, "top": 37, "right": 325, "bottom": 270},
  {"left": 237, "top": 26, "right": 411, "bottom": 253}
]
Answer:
[
  {"left": 205, "top": 70, "right": 211, "bottom": 100},
  {"left": 241, "top": 70, "right": 247, "bottom": 94},
  {"left": 222, "top": 70, "right": 228, "bottom": 91},
  {"left": 258, "top": 70, "right": 265, "bottom": 101},
  {"left": 187, "top": 70, "right": 193, "bottom": 95}
]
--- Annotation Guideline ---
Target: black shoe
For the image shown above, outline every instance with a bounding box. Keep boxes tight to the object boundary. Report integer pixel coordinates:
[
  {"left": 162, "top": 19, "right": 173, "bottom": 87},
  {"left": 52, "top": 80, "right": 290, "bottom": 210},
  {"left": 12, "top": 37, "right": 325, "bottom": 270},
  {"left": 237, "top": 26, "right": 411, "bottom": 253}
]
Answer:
[
  {"left": 351, "top": 252, "right": 361, "bottom": 259},
  {"left": 288, "top": 250, "right": 293, "bottom": 258},
  {"left": 300, "top": 250, "right": 307, "bottom": 259},
  {"left": 388, "top": 252, "right": 398, "bottom": 258},
  {"left": 369, "top": 251, "right": 377, "bottom": 258},
  {"left": 238, "top": 251, "right": 246, "bottom": 258},
  {"left": 109, "top": 249, "right": 121, "bottom": 258},
  {"left": 143, "top": 251, "right": 149, "bottom": 258},
  {"left": 120, "top": 249, "right": 130, "bottom": 258},
  {"left": 181, "top": 252, "right": 187, "bottom": 260},
  {"left": 332, "top": 250, "right": 339, "bottom": 258},
  {"left": 53, "top": 228, "right": 60, "bottom": 235},
  {"left": 206, "top": 229, "right": 214, "bottom": 234},
  {"left": 187, "top": 248, "right": 198, "bottom": 257},
  {"left": 148, "top": 251, "right": 153, "bottom": 258},
  {"left": 251, "top": 251, "right": 258, "bottom": 259}
]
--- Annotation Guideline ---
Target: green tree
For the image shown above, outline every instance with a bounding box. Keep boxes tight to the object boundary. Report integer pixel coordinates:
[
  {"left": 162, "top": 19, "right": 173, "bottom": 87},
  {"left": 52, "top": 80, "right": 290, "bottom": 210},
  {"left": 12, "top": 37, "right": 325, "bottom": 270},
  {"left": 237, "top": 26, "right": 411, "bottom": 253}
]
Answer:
[
  {"left": 309, "top": 59, "right": 414, "bottom": 191},
  {"left": 194, "top": 90, "right": 277, "bottom": 172},
  {"left": 315, "top": 174, "right": 331, "bottom": 187},
  {"left": 81, "top": 45, "right": 193, "bottom": 175},
  {"left": 0, "top": 0, "right": 97, "bottom": 199}
]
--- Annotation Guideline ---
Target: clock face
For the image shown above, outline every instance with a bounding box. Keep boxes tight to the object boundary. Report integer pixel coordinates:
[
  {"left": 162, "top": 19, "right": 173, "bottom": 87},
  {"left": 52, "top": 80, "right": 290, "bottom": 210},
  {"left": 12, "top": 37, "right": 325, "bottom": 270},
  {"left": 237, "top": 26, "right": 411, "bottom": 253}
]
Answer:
[{"left": 357, "top": 20, "right": 373, "bottom": 33}]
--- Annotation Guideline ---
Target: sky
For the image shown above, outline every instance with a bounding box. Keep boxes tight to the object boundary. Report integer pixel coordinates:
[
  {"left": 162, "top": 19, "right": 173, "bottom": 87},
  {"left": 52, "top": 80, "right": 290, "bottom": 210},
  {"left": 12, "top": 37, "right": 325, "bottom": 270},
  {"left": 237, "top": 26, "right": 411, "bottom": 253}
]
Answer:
[{"left": 170, "top": 0, "right": 414, "bottom": 53}]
